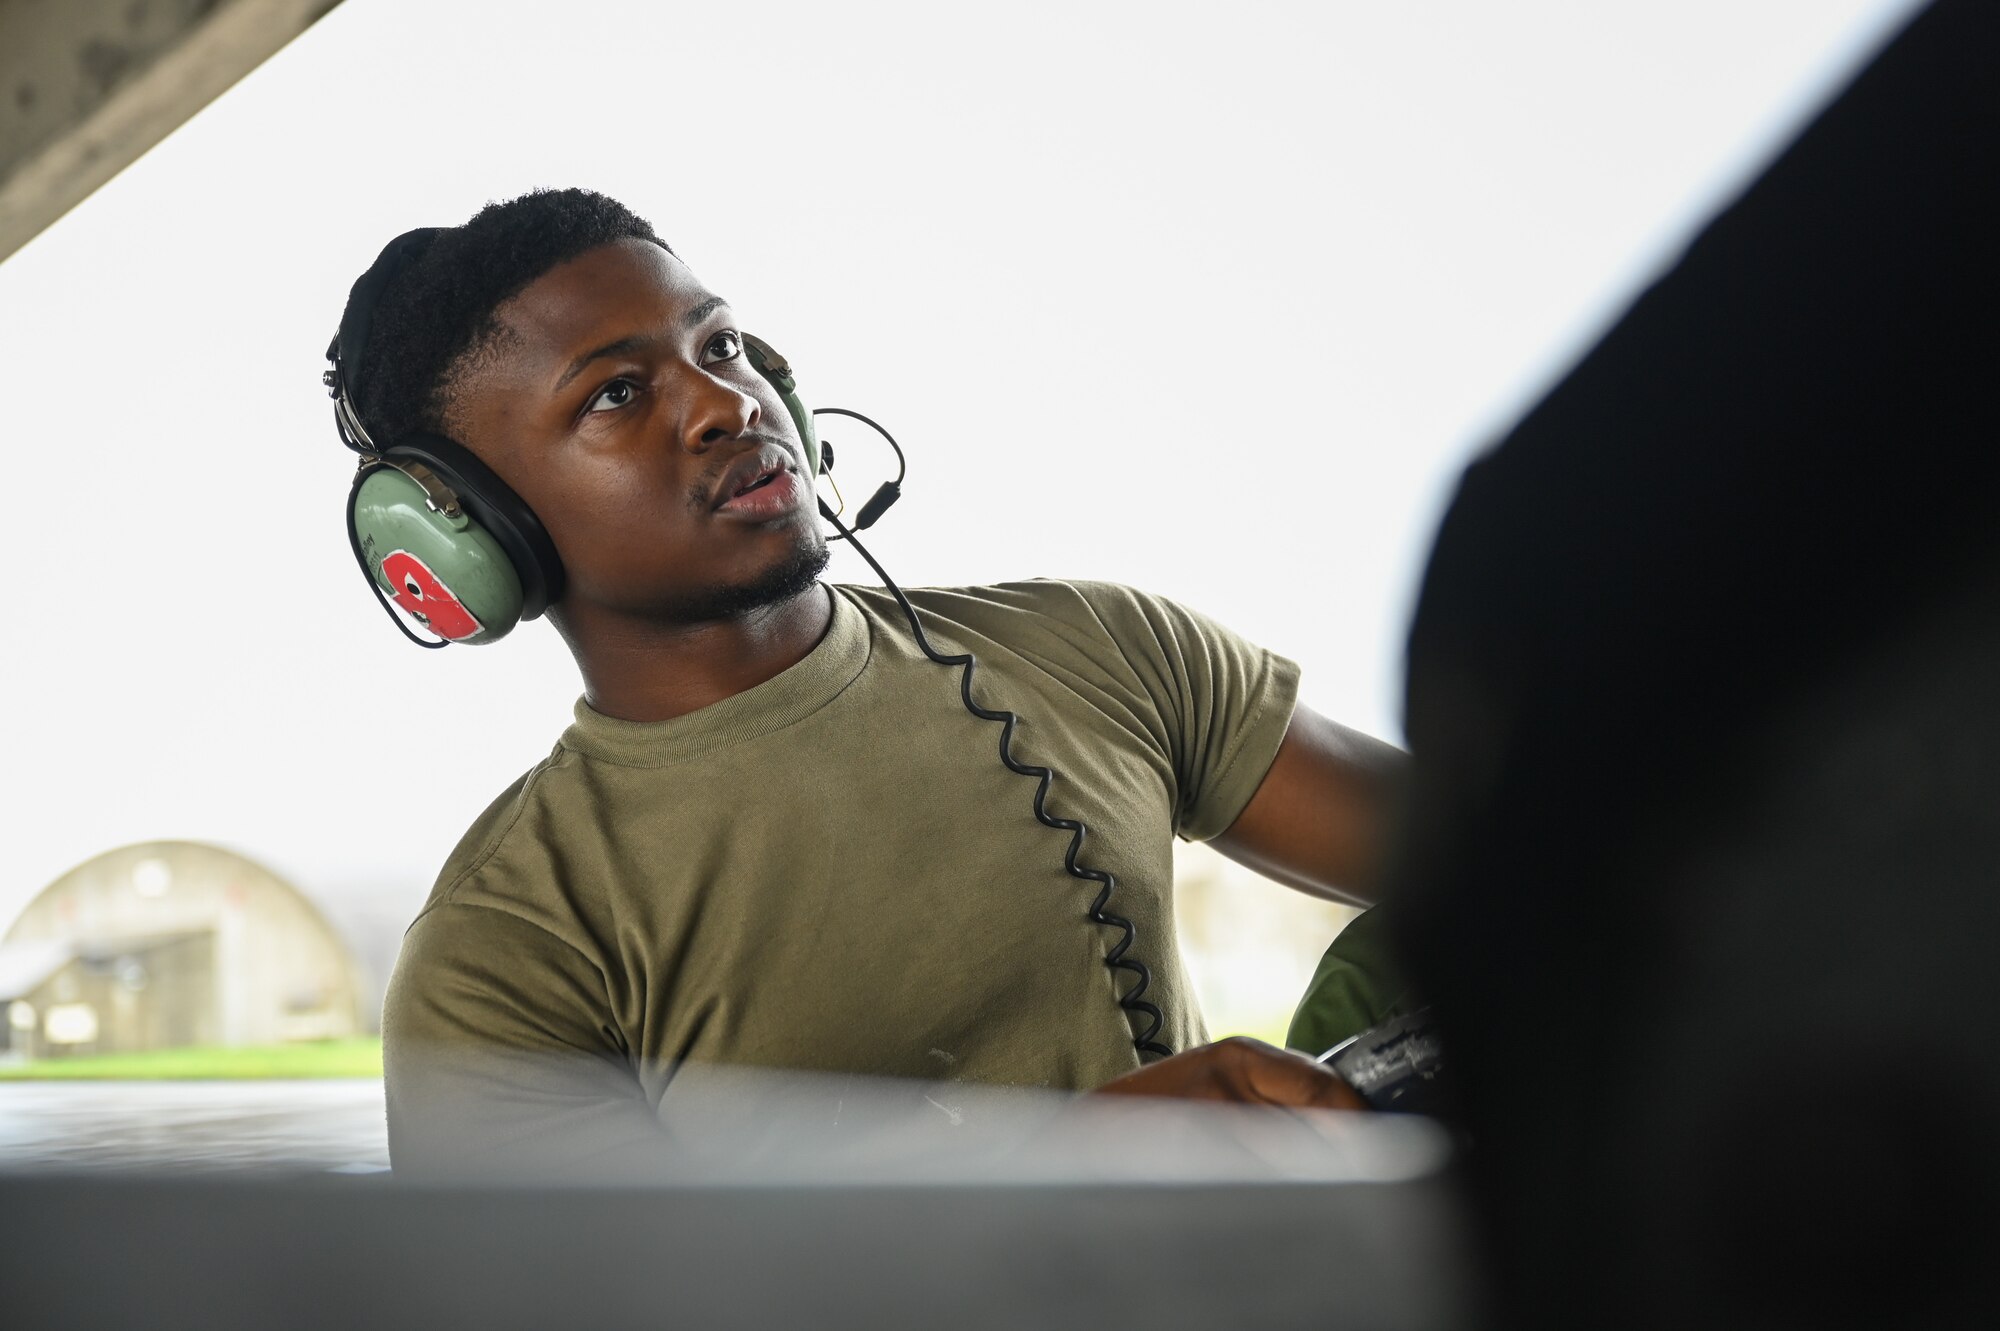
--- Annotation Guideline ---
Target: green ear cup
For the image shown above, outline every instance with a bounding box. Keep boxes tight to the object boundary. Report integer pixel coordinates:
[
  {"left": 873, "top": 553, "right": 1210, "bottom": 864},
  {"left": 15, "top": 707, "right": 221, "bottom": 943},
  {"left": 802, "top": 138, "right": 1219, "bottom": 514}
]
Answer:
[
  {"left": 742, "top": 333, "right": 821, "bottom": 470},
  {"left": 351, "top": 467, "right": 525, "bottom": 645}
]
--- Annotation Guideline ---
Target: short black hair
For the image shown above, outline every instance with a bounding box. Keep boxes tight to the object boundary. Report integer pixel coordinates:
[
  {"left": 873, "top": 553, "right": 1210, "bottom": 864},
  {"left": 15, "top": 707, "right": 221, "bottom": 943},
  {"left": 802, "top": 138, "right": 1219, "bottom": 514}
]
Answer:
[{"left": 348, "top": 187, "right": 667, "bottom": 446}]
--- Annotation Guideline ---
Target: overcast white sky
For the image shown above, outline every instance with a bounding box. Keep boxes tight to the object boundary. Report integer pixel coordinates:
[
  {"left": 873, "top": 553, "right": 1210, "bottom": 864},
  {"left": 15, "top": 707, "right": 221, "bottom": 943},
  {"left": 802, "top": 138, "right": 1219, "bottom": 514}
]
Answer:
[{"left": 0, "top": 0, "right": 1918, "bottom": 924}]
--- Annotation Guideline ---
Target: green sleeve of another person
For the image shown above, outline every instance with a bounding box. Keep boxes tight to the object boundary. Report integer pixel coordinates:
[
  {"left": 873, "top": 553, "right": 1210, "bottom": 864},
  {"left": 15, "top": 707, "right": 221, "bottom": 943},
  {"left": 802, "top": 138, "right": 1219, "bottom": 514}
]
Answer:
[{"left": 1286, "top": 906, "right": 1413, "bottom": 1057}]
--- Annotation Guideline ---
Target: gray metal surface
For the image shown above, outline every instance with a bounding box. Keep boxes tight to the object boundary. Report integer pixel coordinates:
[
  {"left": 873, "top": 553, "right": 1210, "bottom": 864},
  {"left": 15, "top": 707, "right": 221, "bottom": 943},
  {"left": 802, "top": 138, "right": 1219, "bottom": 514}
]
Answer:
[
  {"left": 0, "top": 1170, "right": 1474, "bottom": 1330},
  {"left": 0, "top": 1073, "right": 1478, "bottom": 1328}
]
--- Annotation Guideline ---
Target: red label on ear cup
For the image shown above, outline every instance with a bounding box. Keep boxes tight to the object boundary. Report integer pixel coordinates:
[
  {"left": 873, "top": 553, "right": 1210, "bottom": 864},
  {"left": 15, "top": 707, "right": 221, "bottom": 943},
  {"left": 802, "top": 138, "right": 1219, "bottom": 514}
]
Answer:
[{"left": 380, "top": 550, "right": 485, "bottom": 641}]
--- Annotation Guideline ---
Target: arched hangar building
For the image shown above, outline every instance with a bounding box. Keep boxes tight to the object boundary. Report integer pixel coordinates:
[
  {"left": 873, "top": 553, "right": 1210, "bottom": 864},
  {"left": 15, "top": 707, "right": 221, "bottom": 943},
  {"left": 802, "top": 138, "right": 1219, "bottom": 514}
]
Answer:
[{"left": 0, "top": 841, "right": 371, "bottom": 1060}]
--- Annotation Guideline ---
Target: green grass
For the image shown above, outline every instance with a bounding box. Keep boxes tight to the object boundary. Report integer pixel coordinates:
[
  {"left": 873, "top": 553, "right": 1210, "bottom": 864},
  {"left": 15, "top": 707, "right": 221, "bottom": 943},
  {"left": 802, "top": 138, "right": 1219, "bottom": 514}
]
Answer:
[
  {"left": 0, "top": 1027, "right": 1304, "bottom": 1082},
  {"left": 0, "top": 1038, "right": 382, "bottom": 1081}
]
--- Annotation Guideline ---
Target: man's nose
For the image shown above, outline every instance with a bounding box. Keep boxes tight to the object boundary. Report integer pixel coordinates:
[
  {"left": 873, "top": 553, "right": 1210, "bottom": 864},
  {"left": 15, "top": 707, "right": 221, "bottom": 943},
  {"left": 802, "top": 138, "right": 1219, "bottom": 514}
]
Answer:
[{"left": 679, "top": 373, "right": 760, "bottom": 454}]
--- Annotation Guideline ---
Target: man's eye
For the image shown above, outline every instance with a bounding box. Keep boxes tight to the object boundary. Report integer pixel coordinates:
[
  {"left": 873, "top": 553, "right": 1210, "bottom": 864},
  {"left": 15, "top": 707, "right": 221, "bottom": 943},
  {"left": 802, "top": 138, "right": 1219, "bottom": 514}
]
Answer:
[
  {"left": 702, "top": 331, "right": 742, "bottom": 364},
  {"left": 586, "top": 379, "right": 638, "bottom": 413}
]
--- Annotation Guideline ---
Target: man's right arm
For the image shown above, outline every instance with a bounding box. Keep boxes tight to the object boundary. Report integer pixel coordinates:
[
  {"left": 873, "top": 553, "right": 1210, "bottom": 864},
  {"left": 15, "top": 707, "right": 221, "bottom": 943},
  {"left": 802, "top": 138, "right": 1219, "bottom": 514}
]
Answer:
[{"left": 383, "top": 901, "right": 664, "bottom": 1176}]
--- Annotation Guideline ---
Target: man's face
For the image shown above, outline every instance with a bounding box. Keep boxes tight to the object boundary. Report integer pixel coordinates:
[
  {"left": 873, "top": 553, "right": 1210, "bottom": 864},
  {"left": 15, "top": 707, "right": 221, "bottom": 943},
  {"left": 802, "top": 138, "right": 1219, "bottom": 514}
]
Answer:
[{"left": 450, "top": 237, "right": 826, "bottom": 625}]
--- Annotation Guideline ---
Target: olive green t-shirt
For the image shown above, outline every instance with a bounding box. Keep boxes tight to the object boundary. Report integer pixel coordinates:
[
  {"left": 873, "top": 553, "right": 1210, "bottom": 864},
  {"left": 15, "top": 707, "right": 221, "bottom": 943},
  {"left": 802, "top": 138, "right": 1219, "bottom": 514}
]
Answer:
[{"left": 382, "top": 579, "right": 1299, "bottom": 1169}]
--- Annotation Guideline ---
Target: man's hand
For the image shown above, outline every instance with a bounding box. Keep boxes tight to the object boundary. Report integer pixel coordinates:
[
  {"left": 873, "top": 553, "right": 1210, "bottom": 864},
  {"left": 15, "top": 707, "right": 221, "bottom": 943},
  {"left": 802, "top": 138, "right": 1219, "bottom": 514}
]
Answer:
[{"left": 1092, "top": 1036, "right": 1367, "bottom": 1111}]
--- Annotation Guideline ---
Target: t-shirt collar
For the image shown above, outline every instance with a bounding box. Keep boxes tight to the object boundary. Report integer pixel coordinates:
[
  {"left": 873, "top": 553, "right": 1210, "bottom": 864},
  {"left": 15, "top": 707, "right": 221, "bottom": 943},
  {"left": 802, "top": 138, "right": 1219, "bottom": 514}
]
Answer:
[{"left": 560, "top": 584, "right": 872, "bottom": 766}]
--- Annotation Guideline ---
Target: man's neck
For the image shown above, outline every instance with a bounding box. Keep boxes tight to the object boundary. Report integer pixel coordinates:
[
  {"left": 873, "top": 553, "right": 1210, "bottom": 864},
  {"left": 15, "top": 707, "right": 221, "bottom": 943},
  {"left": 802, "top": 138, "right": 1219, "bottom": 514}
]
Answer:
[{"left": 563, "top": 584, "right": 834, "bottom": 723}]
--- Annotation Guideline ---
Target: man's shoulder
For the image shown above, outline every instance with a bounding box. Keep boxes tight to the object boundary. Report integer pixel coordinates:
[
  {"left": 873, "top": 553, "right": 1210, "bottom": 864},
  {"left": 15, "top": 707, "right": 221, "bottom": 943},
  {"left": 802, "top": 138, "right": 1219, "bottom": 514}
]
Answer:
[
  {"left": 415, "top": 743, "right": 578, "bottom": 915},
  {"left": 837, "top": 577, "right": 1172, "bottom": 643}
]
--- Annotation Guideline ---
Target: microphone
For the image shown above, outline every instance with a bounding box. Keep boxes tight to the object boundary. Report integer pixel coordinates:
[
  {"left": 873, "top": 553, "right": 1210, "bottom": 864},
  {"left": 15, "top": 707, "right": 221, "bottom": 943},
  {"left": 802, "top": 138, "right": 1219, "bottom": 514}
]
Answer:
[
  {"left": 813, "top": 406, "right": 905, "bottom": 532},
  {"left": 854, "top": 481, "right": 902, "bottom": 530}
]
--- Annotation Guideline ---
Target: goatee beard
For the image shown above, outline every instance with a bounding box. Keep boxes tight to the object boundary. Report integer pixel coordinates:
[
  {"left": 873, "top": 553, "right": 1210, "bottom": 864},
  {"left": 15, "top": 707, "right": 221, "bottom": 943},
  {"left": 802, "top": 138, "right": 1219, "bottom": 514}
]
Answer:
[{"left": 657, "top": 533, "right": 833, "bottom": 624}]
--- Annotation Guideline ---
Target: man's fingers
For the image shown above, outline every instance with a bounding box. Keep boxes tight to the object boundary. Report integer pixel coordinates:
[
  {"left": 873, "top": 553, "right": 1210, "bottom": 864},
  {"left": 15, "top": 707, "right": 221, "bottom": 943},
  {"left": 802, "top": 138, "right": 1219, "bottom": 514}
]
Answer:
[
  {"left": 1216, "top": 1037, "right": 1367, "bottom": 1111},
  {"left": 1239, "top": 1045, "right": 1369, "bottom": 1111},
  {"left": 1091, "top": 1038, "right": 1366, "bottom": 1110}
]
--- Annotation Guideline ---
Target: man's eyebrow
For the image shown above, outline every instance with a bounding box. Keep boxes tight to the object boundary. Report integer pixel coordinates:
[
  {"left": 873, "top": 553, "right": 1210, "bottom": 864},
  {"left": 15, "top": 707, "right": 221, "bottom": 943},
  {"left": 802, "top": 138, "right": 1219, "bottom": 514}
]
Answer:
[
  {"left": 552, "top": 297, "right": 733, "bottom": 393},
  {"left": 681, "top": 295, "right": 730, "bottom": 328},
  {"left": 554, "top": 334, "right": 654, "bottom": 392}
]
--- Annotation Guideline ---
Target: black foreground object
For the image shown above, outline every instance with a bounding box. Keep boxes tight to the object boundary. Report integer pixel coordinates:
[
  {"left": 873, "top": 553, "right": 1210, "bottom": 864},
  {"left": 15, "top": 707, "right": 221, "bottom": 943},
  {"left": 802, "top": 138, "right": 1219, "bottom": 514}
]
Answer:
[{"left": 1393, "top": 1, "right": 2000, "bottom": 1326}]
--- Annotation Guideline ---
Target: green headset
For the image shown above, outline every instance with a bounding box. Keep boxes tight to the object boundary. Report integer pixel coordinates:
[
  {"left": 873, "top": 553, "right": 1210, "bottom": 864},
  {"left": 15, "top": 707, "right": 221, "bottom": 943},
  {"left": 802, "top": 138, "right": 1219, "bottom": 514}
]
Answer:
[{"left": 328, "top": 227, "right": 826, "bottom": 648}]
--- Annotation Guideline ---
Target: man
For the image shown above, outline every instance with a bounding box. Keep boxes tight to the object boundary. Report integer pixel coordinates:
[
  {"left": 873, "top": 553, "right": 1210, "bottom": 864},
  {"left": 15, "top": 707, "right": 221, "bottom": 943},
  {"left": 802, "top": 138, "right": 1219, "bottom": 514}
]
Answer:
[{"left": 357, "top": 188, "right": 1402, "bottom": 1170}]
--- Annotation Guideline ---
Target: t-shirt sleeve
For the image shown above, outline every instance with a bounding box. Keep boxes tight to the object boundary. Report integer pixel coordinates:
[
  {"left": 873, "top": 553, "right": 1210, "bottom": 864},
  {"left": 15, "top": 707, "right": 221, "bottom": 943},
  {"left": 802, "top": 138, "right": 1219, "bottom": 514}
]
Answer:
[
  {"left": 1067, "top": 581, "right": 1301, "bottom": 842},
  {"left": 382, "top": 901, "right": 664, "bottom": 1176}
]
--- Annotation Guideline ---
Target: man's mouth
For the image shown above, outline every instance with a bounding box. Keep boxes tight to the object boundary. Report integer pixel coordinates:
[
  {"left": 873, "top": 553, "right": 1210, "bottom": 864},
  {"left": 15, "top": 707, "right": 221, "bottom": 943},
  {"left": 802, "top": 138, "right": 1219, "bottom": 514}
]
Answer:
[
  {"left": 712, "top": 448, "right": 790, "bottom": 509},
  {"left": 713, "top": 446, "right": 804, "bottom": 518}
]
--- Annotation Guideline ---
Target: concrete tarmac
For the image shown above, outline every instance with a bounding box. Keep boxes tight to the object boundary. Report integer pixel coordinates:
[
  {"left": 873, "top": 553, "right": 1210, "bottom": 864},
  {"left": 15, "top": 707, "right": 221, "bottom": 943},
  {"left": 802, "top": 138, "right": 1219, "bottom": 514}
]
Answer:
[{"left": 0, "top": 1079, "right": 389, "bottom": 1172}]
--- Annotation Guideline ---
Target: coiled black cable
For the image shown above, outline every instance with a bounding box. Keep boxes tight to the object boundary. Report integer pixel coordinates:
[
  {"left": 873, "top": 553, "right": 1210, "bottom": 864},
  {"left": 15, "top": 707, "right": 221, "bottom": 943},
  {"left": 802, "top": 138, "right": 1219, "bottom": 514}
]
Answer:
[{"left": 818, "top": 498, "right": 1173, "bottom": 1059}]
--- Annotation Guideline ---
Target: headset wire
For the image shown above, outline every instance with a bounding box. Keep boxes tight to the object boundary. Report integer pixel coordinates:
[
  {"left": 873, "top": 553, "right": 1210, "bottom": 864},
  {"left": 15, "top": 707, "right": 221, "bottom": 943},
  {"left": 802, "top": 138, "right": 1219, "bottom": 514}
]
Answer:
[{"left": 820, "top": 499, "right": 1172, "bottom": 1059}]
